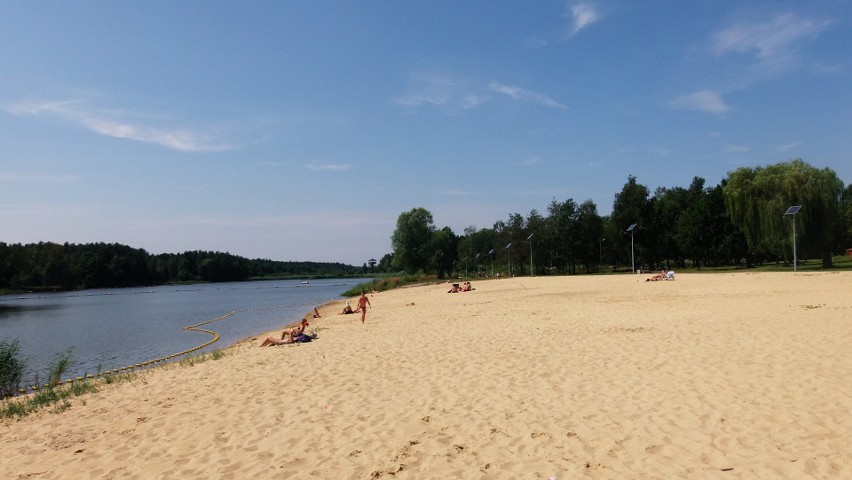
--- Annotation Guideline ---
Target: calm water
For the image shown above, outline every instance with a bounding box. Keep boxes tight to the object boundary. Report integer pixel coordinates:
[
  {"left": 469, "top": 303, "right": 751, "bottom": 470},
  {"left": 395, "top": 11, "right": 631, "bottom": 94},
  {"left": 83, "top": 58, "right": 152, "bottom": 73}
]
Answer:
[{"left": 0, "top": 278, "right": 368, "bottom": 384}]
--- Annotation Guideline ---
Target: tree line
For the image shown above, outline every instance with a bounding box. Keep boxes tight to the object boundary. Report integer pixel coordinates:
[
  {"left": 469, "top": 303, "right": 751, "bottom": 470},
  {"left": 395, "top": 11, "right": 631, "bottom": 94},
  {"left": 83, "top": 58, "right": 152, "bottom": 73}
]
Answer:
[
  {"left": 387, "top": 159, "right": 852, "bottom": 277},
  {"left": 0, "top": 242, "right": 364, "bottom": 292}
]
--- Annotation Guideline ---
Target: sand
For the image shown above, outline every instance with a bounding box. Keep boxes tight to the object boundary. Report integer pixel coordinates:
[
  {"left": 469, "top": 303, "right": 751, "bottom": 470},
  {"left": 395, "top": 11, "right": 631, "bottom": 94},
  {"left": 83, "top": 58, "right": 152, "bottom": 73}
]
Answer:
[{"left": 1, "top": 272, "right": 851, "bottom": 479}]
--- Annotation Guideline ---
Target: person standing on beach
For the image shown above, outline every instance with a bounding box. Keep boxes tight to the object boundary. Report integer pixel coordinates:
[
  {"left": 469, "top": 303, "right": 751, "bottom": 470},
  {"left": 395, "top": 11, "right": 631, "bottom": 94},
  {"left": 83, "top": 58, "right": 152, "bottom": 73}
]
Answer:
[{"left": 357, "top": 291, "right": 371, "bottom": 323}]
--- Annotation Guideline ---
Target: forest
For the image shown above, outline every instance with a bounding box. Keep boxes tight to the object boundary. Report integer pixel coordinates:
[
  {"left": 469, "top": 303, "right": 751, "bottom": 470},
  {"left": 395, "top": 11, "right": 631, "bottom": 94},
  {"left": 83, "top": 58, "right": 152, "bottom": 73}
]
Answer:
[
  {"left": 387, "top": 160, "right": 852, "bottom": 277},
  {"left": 0, "top": 242, "right": 364, "bottom": 292},
  {"left": 4, "top": 159, "right": 850, "bottom": 291}
]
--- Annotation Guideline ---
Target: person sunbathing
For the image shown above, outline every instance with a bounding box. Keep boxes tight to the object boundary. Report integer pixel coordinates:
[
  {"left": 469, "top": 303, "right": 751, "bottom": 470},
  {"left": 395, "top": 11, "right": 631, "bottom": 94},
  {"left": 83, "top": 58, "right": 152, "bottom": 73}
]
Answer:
[
  {"left": 259, "top": 319, "right": 308, "bottom": 347},
  {"left": 646, "top": 270, "right": 667, "bottom": 282},
  {"left": 284, "top": 319, "right": 308, "bottom": 340},
  {"left": 259, "top": 335, "right": 295, "bottom": 347},
  {"left": 338, "top": 302, "right": 354, "bottom": 314}
]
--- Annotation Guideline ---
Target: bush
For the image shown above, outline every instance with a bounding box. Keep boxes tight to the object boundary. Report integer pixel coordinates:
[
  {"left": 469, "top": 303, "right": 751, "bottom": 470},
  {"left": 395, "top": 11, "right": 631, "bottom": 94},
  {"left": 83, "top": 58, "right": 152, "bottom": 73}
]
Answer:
[{"left": 0, "top": 340, "right": 27, "bottom": 397}]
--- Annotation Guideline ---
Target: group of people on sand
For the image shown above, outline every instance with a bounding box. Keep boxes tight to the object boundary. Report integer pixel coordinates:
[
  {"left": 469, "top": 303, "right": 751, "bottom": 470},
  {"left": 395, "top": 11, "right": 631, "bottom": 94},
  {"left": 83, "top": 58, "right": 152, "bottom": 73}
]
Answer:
[
  {"left": 338, "top": 291, "right": 371, "bottom": 323},
  {"left": 447, "top": 281, "right": 474, "bottom": 293},
  {"left": 646, "top": 269, "right": 675, "bottom": 282},
  {"left": 260, "top": 291, "right": 373, "bottom": 347},
  {"left": 259, "top": 318, "right": 312, "bottom": 346}
]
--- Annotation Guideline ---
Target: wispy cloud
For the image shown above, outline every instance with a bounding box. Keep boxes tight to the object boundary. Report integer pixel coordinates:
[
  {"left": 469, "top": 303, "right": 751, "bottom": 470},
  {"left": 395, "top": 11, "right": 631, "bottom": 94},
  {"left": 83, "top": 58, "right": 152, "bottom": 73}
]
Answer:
[
  {"left": 304, "top": 163, "right": 352, "bottom": 171},
  {"left": 0, "top": 171, "right": 80, "bottom": 183},
  {"left": 710, "top": 13, "right": 829, "bottom": 76},
  {"left": 669, "top": 89, "right": 730, "bottom": 114},
  {"left": 489, "top": 82, "right": 567, "bottom": 110},
  {"left": 4, "top": 99, "right": 234, "bottom": 152},
  {"left": 777, "top": 141, "right": 801, "bottom": 152},
  {"left": 725, "top": 145, "right": 751, "bottom": 153},
  {"left": 520, "top": 156, "right": 542, "bottom": 166},
  {"left": 394, "top": 72, "right": 473, "bottom": 109},
  {"left": 568, "top": 3, "right": 601, "bottom": 35},
  {"left": 442, "top": 190, "right": 474, "bottom": 196},
  {"left": 395, "top": 72, "right": 566, "bottom": 111}
]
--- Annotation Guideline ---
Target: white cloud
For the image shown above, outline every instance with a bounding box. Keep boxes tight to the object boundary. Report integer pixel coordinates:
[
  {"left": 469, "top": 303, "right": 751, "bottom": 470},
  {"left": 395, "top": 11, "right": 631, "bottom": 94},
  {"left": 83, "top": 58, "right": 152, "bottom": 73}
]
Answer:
[
  {"left": 393, "top": 72, "right": 461, "bottom": 108},
  {"left": 4, "top": 99, "right": 234, "bottom": 152},
  {"left": 725, "top": 145, "right": 751, "bottom": 153},
  {"left": 395, "top": 72, "right": 566, "bottom": 111},
  {"left": 777, "top": 141, "right": 801, "bottom": 152},
  {"left": 304, "top": 163, "right": 352, "bottom": 171},
  {"left": 489, "top": 82, "right": 567, "bottom": 110},
  {"left": 710, "top": 13, "right": 829, "bottom": 75},
  {"left": 520, "top": 156, "right": 542, "bottom": 166},
  {"left": 669, "top": 89, "right": 730, "bottom": 114},
  {"left": 568, "top": 3, "right": 600, "bottom": 35}
]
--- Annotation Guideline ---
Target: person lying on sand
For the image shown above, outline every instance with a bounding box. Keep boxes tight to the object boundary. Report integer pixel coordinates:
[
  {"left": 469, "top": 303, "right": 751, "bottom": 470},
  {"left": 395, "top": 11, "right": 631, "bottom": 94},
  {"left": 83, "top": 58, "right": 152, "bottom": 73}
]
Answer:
[
  {"left": 259, "top": 319, "right": 309, "bottom": 347},
  {"left": 260, "top": 335, "right": 295, "bottom": 347},
  {"left": 646, "top": 270, "right": 673, "bottom": 282},
  {"left": 260, "top": 320, "right": 315, "bottom": 347}
]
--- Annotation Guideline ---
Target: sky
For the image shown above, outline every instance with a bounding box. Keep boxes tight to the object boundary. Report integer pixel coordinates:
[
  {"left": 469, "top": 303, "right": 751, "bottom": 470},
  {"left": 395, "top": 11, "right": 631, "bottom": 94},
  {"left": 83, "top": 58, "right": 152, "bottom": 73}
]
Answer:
[{"left": 2, "top": 1, "right": 851, "bottom": 265}]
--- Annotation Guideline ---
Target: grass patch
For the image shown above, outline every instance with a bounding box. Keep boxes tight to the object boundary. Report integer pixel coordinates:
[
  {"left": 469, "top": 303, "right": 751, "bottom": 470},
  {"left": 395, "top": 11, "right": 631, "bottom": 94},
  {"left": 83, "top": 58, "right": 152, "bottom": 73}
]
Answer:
[
  {"left": 342, "top": 273, "right": 440, "bottom": 297},
  {"left": 1, "top": 380, "right": 99, "bottom": 419},
  {"left": 0, "top": 339, "right": 26, "bottom": 398},
  {"left": 179, "top": 348, "right": 229, "bottom": 367}
]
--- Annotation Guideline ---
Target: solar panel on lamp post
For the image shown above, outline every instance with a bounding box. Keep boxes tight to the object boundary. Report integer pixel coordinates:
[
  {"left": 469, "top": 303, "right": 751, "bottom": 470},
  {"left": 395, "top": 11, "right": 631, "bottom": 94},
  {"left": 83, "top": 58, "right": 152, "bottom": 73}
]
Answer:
[{"left": 784, "top": 206, "right": 802, "bottom": 272}]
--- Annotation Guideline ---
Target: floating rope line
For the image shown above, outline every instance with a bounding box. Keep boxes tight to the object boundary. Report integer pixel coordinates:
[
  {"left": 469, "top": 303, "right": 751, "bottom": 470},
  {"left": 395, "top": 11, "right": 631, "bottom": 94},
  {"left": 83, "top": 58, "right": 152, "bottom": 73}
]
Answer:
[
  {"left": 20, "top": 299, "right": 336, "bottom": 395},
  {"left": 22, "top": 311, "right": 234, "bottom": 395}
]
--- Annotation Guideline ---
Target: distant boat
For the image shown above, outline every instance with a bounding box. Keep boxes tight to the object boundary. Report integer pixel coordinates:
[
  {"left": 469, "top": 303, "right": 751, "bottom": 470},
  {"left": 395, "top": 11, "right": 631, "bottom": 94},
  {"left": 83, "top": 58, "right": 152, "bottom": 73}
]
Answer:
[{"left": 301, "top": 281, "right": 310, "bottom": 285}]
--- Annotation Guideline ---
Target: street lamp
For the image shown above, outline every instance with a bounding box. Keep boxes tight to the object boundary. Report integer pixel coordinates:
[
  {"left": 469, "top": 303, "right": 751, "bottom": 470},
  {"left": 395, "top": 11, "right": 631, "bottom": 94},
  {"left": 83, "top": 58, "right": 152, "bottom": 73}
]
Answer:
[
  {"left": 599, "top": 237, "right": 606, "bottom": 272},
  {"left": 475, "top": 253, "right": 481, "bottom": 277},
  {"left": 488, "top": 249, "right": 495, "bottom": 277},
  {"left": 505, "top": 243, "right": 513, "bottom": 277},
  {"left": 626, "top": 224, "right": 637, "bottom": 273},
  {"left": 527, "top": 233, "right": 534, "bottom": 277},
  {"left": 784, "top": 205, "right": 802, "bottom": 272}
]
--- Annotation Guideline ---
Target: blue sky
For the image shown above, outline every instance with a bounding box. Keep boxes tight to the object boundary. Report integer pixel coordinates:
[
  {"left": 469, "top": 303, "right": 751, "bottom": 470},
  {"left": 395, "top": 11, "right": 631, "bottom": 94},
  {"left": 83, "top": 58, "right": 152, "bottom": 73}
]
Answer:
[{"left": 2, "top": 1, "right": 850, "bottom": 265}]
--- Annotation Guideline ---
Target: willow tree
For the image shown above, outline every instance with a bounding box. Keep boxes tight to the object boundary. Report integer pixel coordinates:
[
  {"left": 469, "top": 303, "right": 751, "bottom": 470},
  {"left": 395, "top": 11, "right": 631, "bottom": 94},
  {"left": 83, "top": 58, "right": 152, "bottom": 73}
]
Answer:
[{"left": 724, "top": 159, "right": 844, "bottom": 268}]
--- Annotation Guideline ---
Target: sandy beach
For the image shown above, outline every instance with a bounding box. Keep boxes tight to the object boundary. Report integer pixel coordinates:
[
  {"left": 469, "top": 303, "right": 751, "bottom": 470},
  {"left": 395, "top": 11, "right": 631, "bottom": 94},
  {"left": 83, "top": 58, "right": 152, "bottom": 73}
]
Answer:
[{"left": 2, "top": 272, "right": 850, "bottom": 479}]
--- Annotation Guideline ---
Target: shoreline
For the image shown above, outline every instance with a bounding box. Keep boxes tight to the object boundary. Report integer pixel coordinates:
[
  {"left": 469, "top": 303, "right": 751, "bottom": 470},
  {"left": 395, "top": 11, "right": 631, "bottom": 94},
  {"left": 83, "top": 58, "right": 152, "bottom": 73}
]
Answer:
[{"left": 3, "top": 272, "right": 850, "bottom": 479}]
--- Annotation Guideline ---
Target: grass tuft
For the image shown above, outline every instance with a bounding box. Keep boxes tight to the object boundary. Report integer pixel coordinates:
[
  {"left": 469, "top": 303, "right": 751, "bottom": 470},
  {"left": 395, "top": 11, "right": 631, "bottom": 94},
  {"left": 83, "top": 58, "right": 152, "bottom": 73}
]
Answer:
[{"left": 0, "top": 339, "right": 27, "bottom": 398}]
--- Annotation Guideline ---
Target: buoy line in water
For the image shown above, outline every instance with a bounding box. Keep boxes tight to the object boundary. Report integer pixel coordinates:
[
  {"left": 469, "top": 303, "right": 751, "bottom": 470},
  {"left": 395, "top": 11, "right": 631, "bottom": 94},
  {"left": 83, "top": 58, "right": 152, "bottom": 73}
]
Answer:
[{"left": 17, "top": 299, "right": 335, "bottom": 395}]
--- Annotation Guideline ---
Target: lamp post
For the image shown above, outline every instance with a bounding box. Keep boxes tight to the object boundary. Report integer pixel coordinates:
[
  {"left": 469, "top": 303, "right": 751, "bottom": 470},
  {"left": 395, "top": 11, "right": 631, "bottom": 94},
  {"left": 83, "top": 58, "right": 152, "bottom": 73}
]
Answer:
[
  {"left": 505, "top": 243, "right": 513, "bottom": 277},
  {"left": 527, "top": 233, "right": 534, "bottom": 277},
  {"left": 488, "top": 249, "right": 495, "bottom": 277},
  {"left": 784, "top": 205, "right": 802, "bottom": 272},
  {"left": 475, "top": 253, "right": 481, "bottom": 277},
  {"left": 626, "top": 224, "right": 637, "bottom": 273},
  {"left": 599, "top": 237, "right": 606, "bottom": 272}
]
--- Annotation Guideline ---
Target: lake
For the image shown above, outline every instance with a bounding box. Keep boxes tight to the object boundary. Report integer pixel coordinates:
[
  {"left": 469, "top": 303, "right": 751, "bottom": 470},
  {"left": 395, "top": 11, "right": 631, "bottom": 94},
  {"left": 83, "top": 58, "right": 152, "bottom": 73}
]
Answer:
[{"left": 0, "top": 278, "right": 368, "bottom": 387}]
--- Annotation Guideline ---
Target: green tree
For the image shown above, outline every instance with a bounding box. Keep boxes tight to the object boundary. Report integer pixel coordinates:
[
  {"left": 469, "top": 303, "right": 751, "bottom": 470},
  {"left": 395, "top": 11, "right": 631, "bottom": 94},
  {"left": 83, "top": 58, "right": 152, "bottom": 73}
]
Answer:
[
  {"left": 574, "top": 200, "right": 604, "bottom": 273},
  {"left": 724, "top": 159, "right": 844, "bottom": 268},
  {"left": 391, "top": 207, "right": 436, "bottom": 273},
  {"left": 611, "top": 176, "right": 650, "bottom": 269},
  {"left": 430, "top": 226, "right": 458, "bottom": 278}
]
